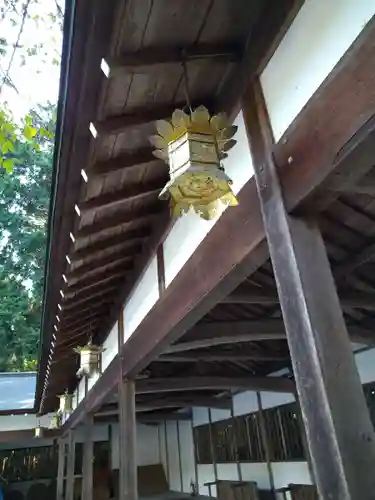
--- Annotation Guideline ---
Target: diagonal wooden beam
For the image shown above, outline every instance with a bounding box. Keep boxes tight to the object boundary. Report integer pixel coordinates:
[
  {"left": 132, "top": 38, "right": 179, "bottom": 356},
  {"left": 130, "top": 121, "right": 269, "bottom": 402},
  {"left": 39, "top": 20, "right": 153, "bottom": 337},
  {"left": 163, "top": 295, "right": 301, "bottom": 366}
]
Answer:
[
  {"left": 69, "top": 257, "right": 133, "bottom": 282},
  {"left": 79, "top": 181, "right": 165, "bottom": 212},
  {"left": 335, "top": 241, "right": 375, "bottom": 279},
  {"left": 107, "top": 43, "right": 241, "bottom": 76},
  {"left": 136, "top": 376, "right": 295, "bottom": 394},
  {"left": 91, "top": 146, "right": 157, "bottom": 175},
  {"left": 71, "top": 234, "right": 144, "bottom": 261}
]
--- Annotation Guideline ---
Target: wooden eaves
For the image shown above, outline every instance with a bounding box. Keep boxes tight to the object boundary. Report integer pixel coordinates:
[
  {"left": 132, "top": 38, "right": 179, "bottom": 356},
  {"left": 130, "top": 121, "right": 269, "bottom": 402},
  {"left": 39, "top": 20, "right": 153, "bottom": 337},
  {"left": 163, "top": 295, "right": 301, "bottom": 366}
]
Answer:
[{"left": 57, "top": 13, "right": 375, "bottom": 430}]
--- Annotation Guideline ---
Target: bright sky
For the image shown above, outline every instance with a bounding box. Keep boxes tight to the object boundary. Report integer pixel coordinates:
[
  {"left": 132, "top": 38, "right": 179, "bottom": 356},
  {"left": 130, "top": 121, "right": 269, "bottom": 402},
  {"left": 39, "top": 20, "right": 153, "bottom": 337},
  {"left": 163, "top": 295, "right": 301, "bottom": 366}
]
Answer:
[{"left": 0, "top": 0, "right": 63, "bottom": 120}]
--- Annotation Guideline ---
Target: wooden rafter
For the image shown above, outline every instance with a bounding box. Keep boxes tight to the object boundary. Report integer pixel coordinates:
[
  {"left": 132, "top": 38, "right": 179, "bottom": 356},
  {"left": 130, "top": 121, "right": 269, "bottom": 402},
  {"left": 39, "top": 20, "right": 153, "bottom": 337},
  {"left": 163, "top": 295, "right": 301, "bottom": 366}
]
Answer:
[
  {"left": 224, "top": 287, "right": 375, "bottom": 309},
  {"left": 69, "top": 254, "right": 133, "bottom": 278},
  {"left": 91, "top": 146, "right": 156, "bottom": 175},
  {"left": 79, "top": 181, "right": 165, "bottom": 212},
  {"left": 65, "top": 276, "right": 122, "bottom": 299},
  {"left": 62, "top": 301, "right": 111, "bottom": 322},
  {"left": 71, "top": 234, "right": 144, "bottom": 261},
  {"left": 94, "top": 101, "right": 200, "bottom": 135},
  {"left": 107, "top": 43, "right": 241, "bottom": 75},
  {"left": 136, "top": 376, "right": 295, "bottom": 394},
  {"left": 67, "top": 268, "right": 127, "bottom": 293},
  {"left": 77, "top": 205, "right": 164, "bottom": 239},
  {"left": 63, "top": 286, "right": 117, "bottom": 310},
  {"left": 158, "top": 351, "right": 286, "bottom": 362}
]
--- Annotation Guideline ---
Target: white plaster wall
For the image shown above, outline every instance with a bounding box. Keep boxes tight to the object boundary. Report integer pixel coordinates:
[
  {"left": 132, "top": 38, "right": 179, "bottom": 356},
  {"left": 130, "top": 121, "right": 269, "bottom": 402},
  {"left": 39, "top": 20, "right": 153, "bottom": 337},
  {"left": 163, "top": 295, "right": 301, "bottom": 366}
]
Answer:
[
  {"left": 261, "top": 392, "right": 295, "bottom": 410},
  {"left": 72, "top": 388, "right": 78, "bottom": 411},
  {"left": 192, "top": 407, "right": 209, "bottom": 426},
  {"left": 272, "top": 462, "right": 312, "bottom": 489},
  {"left": 110, "top": 423, "right": 159, "bottom": 469},
  {"left": 123, "top": 256, "right": 159, "bottom": 341},
  {"left": 87, "top": 371, "right": 100, "bottom": 392},
  {"left": 102, "top": 321, "right": 119, "bottom": 371},
  {"left": 166, "top": 421, "right": 181, "bottom": 491},
  {"left": 179, "top": 421, "right": 196, "bottom": 492},
  {"left": 260, "top": 0, "right": 375, "bottom": 141},
  {"left": 0, "top": 413, "right": 53, "bottom": 432},
  {"left": 356, "top": 348, "right": 375, "bottom": 384},
  {"left": 233, "top": 391, "right": 259, "bottom": 416},
  {"left": 163, "top": 112, "right": 254, "bottom": 287},
  {"left": 78, "top": 377, "right": 86, "bottom": 404}
]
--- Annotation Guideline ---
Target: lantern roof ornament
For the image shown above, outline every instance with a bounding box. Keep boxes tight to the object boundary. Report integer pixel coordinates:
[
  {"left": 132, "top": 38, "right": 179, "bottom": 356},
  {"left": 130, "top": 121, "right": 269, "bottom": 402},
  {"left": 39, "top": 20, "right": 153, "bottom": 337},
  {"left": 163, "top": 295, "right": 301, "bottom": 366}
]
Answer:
[{"left": 150, "top": 105, "right": 238, "bottom": 221}]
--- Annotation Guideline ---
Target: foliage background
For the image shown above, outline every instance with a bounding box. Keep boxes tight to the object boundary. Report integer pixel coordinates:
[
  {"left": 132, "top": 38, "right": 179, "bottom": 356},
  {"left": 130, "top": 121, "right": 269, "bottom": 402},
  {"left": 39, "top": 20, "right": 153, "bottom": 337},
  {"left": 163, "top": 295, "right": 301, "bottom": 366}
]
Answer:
[{"left": 0, "top": 0, "right": 63, "bottom": 371}]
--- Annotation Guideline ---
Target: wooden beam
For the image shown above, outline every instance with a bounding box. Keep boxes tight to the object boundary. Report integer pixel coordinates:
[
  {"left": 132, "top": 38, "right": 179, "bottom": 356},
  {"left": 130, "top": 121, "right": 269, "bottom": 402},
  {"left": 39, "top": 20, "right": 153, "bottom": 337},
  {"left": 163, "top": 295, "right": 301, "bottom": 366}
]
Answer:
[
  {"left": 158, "top": 352, "right": 286, "bottom": 362},
  {"left": 137, "top": 396, "right": 232, "bottom": 411},
  {"left": 224, "top": 288, "right": 375, "bottom": 310},
  {"left": 91, "top": 146, "right": 156, "bottom": 175},
  {"left": 69, "top": 255, "right": 133, "bottom": 279},
  {"left": 63, "top": 286, "right": 116, "bottom": 310},
  {"left": 61, "top": 8, "right": 375, "bottom": 433},
  {"left": 244, "top": 80, "right": 375, "bottom": 499},
  {"left": 137, "top": 412, "right": 192, "bottom": 423},
  {"left": 81, "top": 416, "right": 94, "bottom": 500},
  {"left": 56, "top": 438, "right": 65, "bottom": 500},
  {"left": 136, "top": 376, "right": 295, "bottom": 394},
  {"left": 67, "top": 269, "right": 126, "bottom": 294},
  {"left": 62, "top": 299, "right": 111, "bottom": 320},
  {"left": 66, "top": 431, "right": 75, "bottom": 500},
  {"left": 118, "top": 379, "right": 138, "bottom": 500},
  {"left": 72, "top": 231, "right": 147, "bottom": 261},
  {"left": 108, "top": 44, "right": 241, "bottom": 75},
  {"left": 80, "top": 181, "right": 165, "bottom": 212},
  {"left": 95, "top": 101, "right": 198, "bottom": 135},
  {"left": 76, "top": 204, "right": 163, "bottom": 238},
  {"left": 65, "top": 277, "right": 122, "bottom": 300},
  {"left": 164, "top": 321, "right": 374, "bottom": 352}
]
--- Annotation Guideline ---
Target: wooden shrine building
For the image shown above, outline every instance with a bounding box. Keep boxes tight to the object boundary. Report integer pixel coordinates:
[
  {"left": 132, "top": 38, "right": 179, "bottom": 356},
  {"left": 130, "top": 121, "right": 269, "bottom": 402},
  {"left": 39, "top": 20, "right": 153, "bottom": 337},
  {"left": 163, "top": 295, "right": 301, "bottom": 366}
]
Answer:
[{"left": 8, "top": 0, "right": 375, "bottom": 499}]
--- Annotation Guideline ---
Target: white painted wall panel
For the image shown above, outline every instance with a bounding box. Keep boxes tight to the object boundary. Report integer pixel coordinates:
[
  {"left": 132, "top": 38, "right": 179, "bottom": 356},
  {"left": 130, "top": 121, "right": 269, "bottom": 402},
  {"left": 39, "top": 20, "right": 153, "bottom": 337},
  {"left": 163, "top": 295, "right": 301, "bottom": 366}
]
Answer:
[
  {"left": 0, "top": 413, "right": 53, "bottom": 431},
  {"left": 356, "top": 348, "right": 375, "bottom": 384},
  {"left": 123, "top": 257, "right": 159, "bottom": 341},
  {"left": 158, "top": 423, "right": 169, "bottom": 482},
  {"left": 197, "top": 464, "right": 216, "bottom": 496},
  {"left": 110, "top": 423, "right": 159, "bottom": 469},
  {"left": 261, "top": 392, "right": 295, "bottom": 410},
  {"left": 233, "top": 391, "right": 259, "bottom": 416},
  {"left": 240, "top": 463, "right": 271, "bottom": 490},
  {"left": 87, "top": 371, "right": 100, "bottom": 392},
  {"left": 166, "top": 421, "right": 181, "bottom": 491},
  {"left": 102, "top": 321, "right": 119, "bottom": 371},
  {"left": 78, "top": 377, "right": 86, "bottom": 403},
  {"left": 210, "top": 408, "right": 231, "bottom": 423},
  {"left": 192, "top": 407, "right": 209, "bottom": 427},
  {"left": 272, "top": 462, "right": 312, "bottom": 488},
  {"left": 261, "top": 0, "right": 375, "bottom": 141},
  {"left": 178, "top": 421, "right": 196, "bottom": 493},
  {"left": 163, "top": 112, "right": 254, "bottom": 287}
]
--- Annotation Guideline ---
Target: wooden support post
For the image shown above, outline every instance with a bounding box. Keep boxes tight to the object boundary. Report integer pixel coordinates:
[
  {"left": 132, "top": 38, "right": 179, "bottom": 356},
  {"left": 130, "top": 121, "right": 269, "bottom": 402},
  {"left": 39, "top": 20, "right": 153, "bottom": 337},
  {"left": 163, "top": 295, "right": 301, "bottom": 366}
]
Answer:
[
  {"left": 208, "top": 409, "right": 218, "bottom": 488},
  {"left": 81, "top": 416, "right": 94, "bottom": 500},
  {"left": 243, "top": 81, "right": 375, "bottom": 499},
  {"left": 119, "top": 378, "right": 138, "bottom": 500},
  {"left": 56, "top": 437, "right": 66, "bottom": 500},
  {"left": 256, "top": 393, "right": 275, "bottom": 494},
  {"left": 66, "top": 431, "right": 76, "bottom": 500}
]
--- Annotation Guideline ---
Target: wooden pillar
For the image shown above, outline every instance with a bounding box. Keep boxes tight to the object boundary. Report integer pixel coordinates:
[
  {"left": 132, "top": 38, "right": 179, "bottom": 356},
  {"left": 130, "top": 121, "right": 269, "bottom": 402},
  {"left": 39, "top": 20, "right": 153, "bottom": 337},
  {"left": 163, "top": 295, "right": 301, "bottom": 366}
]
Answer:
[
  {"left": 66, "top": 430, "right": 76, "bottom": 500},
  {"left": 119, "top": 378, "right": 138, "bottom": 500},
  {"left": 56, "top": 437, "right": 66, "bottom": 500},
  {"left": 243, "top": 81, "right": 375, "bottom": 499},
  {"left": 81, "top": 416, "right": 94, "bottom": 500},
  {"left": 256, "top": 393, "right": 275, "bottom": 494}
]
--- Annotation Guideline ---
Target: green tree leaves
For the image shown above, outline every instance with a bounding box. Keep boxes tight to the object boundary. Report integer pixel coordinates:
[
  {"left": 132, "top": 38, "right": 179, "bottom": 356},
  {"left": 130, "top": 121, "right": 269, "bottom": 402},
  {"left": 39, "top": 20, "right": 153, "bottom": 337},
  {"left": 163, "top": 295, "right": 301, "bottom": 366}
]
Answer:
[{"left": 0, "top": 105, "right": 54, "bottom": 371}]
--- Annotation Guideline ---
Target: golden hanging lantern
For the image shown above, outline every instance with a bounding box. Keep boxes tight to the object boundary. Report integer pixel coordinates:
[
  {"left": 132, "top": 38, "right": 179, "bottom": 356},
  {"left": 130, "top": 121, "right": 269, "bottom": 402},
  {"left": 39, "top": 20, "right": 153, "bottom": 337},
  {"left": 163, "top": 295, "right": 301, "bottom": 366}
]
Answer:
[
  {"left": 150, "top": 106, "right": 238, "bottom": 220},
  {"left": 49, "top": 413, "right": 61, "bottom": 429},
  {"left": 57, "top": 391, "right": 73, "bottom": 414},
  {"left": 34, "top": 422, "right": 44, "bottom": 438},
  {"left": 74, "top": 340, "right": 104, "bottom": 378}
]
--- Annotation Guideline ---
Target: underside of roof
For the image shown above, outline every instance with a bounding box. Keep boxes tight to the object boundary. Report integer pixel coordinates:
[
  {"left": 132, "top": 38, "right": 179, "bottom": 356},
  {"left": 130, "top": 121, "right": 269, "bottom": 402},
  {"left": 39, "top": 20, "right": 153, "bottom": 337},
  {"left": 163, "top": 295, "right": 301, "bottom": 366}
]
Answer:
[{"left": 37, "top": 0, "right": 375, "bottom": 422}]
